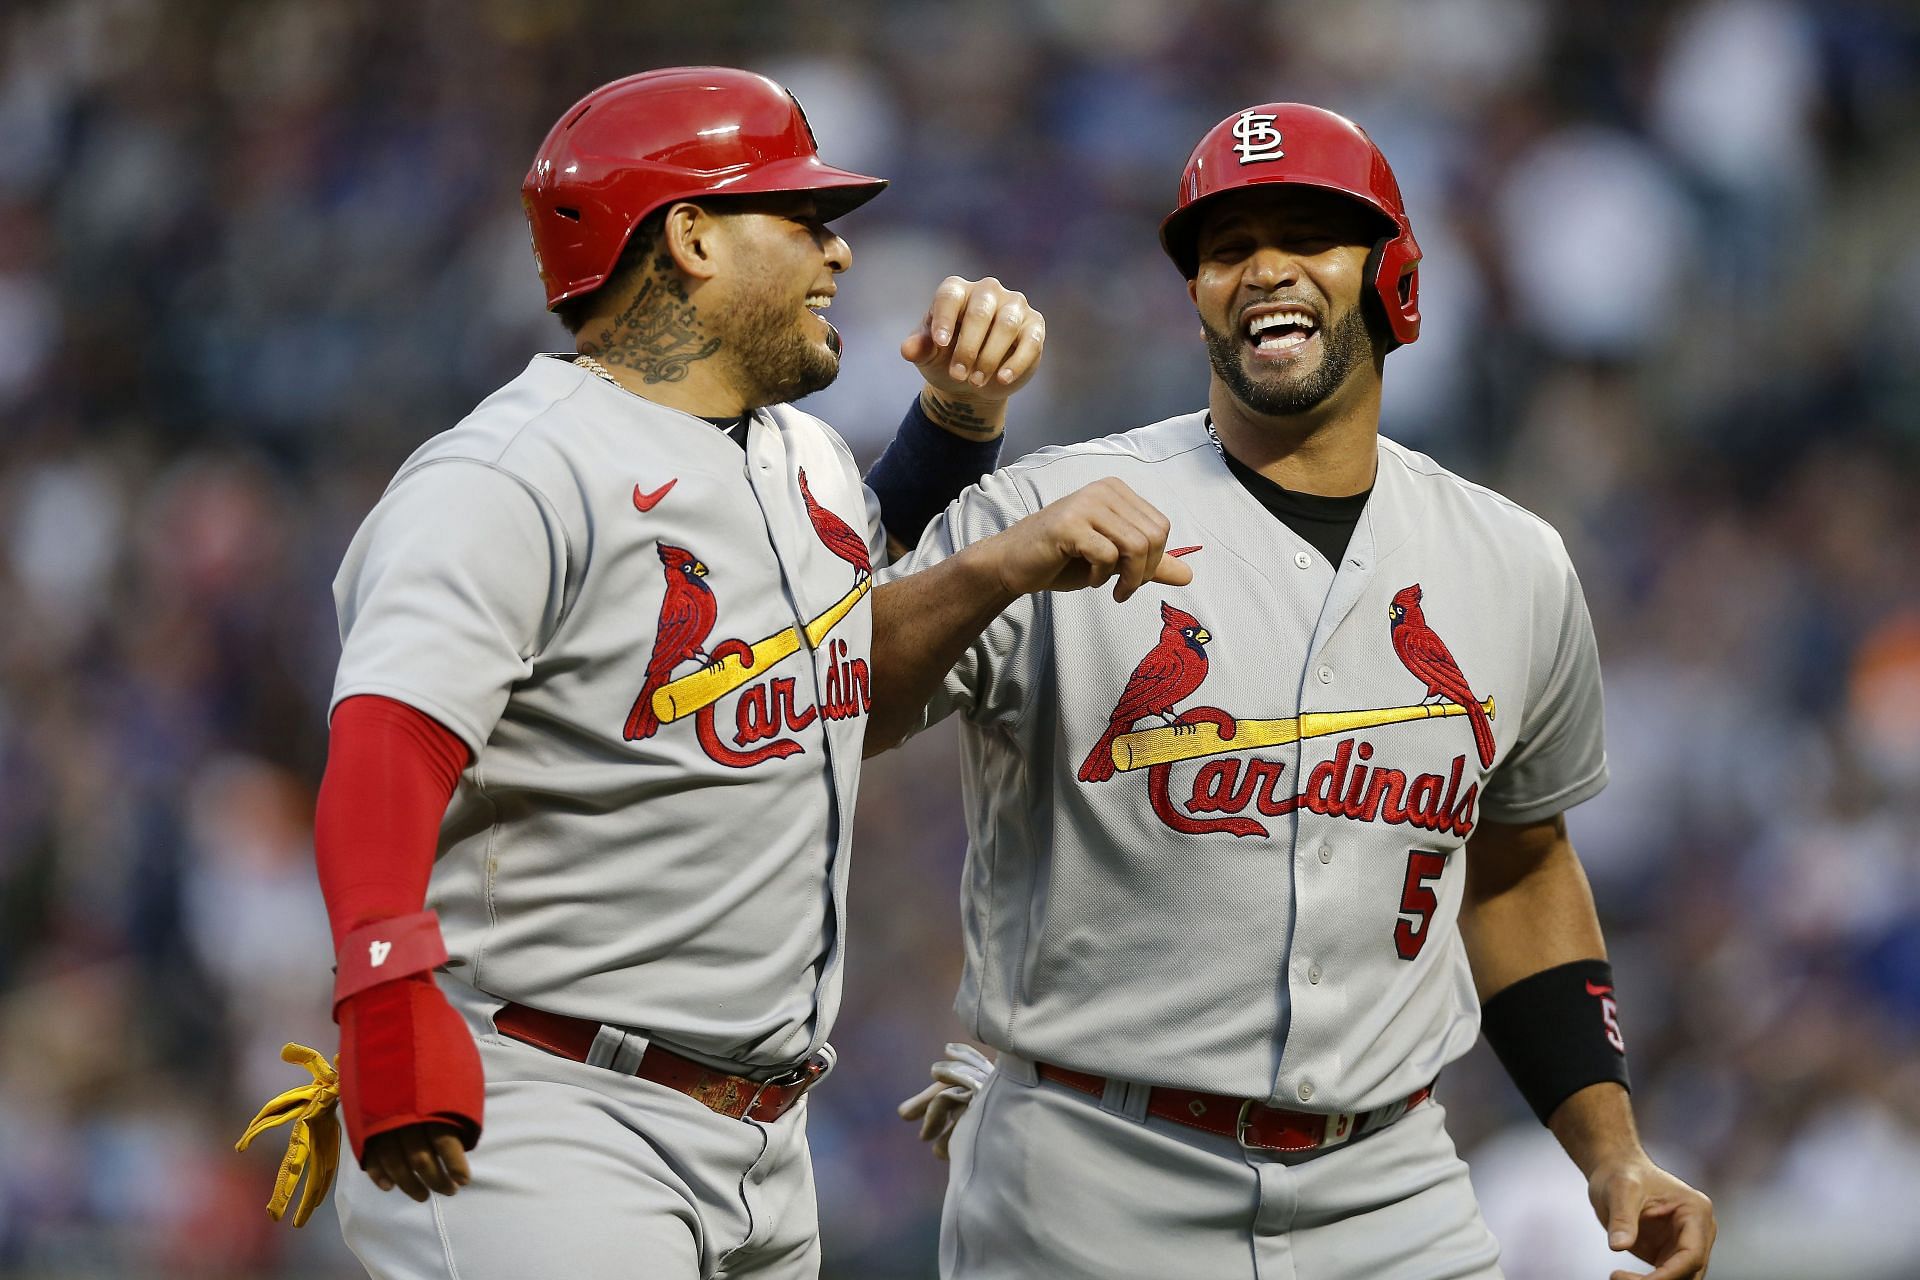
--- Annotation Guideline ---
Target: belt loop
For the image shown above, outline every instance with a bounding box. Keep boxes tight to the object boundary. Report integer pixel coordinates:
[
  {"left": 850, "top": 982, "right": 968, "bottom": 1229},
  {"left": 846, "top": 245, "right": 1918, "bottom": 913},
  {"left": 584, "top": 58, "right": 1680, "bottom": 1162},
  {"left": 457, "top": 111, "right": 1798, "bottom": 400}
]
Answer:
[
  {"left": 613, "top": 1029, "right": 650, "bottom": 1075},
  {"left": 810, "top": 1043, "right": 837, "bottom": 1084},
  {"left": 586, "top": 1025, "right": 648, "bottom": 1075},
  {"left": 997, "top": 1052, "right": 1040, "bottom": 1087},
  {"left": 1099, "top": 1076, "right": 1150, "bottom": 1122}
]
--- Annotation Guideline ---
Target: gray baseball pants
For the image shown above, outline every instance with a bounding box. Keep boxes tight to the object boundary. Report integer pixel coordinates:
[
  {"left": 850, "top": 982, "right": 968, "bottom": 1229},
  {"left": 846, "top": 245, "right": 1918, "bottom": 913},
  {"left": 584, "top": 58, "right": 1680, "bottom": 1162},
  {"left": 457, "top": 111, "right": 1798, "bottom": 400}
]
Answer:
[
  {"left": 336, "top": 974, "right": 820, "bottom": 1280},
  {"left": 941, "top": 1053, "right": 1503, "bottom": 1280}
]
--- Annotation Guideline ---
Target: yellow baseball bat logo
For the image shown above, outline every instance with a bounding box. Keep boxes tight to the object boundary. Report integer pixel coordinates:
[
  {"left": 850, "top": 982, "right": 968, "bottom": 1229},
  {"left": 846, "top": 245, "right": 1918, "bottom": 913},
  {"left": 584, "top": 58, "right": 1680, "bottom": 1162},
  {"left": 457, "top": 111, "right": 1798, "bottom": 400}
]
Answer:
[
  {"left": 651, "top": 577, "right": 872, "bottom": 724},
  {"left": 1112, "top": 696, "right": 1495, "bottom": 772}
]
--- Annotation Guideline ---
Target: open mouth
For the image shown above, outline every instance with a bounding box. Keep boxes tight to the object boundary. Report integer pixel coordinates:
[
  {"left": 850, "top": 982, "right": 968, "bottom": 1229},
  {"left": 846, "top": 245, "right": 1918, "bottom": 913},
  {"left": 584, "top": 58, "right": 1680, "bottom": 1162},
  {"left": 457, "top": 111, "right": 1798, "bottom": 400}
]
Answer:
[
  {"left": 1244, "top": 305, "right": 1319, "bottom": 360},
  {"left": 805, "top": 292, "right": 840, "bottom": 354}
]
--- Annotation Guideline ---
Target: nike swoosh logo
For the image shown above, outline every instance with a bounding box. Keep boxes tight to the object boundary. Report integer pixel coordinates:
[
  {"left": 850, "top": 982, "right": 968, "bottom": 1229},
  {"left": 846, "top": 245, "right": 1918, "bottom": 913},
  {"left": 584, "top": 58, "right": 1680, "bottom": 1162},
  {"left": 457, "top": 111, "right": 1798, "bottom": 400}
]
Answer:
[
  {"left": 1586, "top": 981, "right": 1614, "bottom": 997},
  {"left": 633, "top": 479, "right": 678, "bottom": 512},
  {"left": 1169, "top": 545, "right": 1203, "bottom": 557}
]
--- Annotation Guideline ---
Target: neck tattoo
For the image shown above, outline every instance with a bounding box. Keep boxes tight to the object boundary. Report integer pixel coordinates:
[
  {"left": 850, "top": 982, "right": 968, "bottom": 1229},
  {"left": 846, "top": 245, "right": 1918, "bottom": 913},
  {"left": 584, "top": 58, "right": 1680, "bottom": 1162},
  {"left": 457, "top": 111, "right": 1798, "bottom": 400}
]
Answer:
[{"left": 600, "top": 266, "right": 723, "bottom": 383}]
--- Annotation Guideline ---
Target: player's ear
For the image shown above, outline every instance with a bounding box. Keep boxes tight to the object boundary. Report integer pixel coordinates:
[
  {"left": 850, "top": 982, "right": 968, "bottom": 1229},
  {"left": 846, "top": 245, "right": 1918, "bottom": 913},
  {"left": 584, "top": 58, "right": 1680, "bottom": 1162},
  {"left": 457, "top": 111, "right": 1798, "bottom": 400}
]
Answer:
[{"left": 659, "top": 202, "right": 720, "bottom": 284}]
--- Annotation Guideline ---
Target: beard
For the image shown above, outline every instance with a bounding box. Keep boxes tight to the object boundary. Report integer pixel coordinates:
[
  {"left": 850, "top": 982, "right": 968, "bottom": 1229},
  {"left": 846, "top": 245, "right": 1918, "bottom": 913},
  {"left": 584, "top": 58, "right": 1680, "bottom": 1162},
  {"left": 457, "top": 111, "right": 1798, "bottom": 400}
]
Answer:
[
  {"left": 1202, "top": 304, "right": 1374, "bottom": 417},
  {"left": 725, "top": 276, "right": 841, "bottom": 408}
]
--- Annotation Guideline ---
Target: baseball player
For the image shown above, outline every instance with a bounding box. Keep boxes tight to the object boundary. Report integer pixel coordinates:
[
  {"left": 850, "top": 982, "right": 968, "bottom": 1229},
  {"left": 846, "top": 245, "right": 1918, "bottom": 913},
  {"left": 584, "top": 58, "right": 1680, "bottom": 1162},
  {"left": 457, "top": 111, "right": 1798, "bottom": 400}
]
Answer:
[
  {"left": 243, "top": 68, "right": 1190, "bottom": 1279},
  {"left": 872, "top": 104, "right": 1717, "bottom": 1279}
]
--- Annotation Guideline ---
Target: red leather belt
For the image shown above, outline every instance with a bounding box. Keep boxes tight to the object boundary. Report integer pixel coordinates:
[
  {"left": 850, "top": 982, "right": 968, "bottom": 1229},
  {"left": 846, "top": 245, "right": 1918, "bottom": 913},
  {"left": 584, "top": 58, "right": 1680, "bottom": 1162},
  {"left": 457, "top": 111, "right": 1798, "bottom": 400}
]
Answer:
[
  {"left": 1036, "top": 1063, "right": 1432, "bottom": 1154},
  {"left": 494, "top": 1002, "right": 830, "bottom": 1123}
]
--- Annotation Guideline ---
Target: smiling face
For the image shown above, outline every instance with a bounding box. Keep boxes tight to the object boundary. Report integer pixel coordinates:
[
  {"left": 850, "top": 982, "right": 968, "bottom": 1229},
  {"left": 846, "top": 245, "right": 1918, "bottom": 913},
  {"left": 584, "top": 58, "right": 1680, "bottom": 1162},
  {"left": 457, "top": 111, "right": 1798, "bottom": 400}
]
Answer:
[
  {"left": 708, "top": 192, "right": 852, "bottom": 408},
  {"left": 1188, "top": 186, "right": 1387, "bottom": 418}
]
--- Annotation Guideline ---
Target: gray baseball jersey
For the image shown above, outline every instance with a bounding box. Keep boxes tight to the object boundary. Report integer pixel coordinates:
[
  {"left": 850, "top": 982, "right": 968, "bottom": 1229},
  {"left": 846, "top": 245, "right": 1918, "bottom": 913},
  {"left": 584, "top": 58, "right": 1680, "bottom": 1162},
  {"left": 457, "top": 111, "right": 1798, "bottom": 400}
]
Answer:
[
  {"left": 888, "top": 410, "right": 1606, "bottom": 1114},
  {"left": 331, "top": 354, "right": 885, "bottom": 1068}
]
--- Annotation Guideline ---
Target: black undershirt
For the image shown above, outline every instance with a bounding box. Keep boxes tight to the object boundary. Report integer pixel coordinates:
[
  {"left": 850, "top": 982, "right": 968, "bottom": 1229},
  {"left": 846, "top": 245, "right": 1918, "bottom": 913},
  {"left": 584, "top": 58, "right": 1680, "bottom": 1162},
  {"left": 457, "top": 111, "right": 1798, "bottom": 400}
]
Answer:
[
  {"left": 703, "top": 415, "right": 751, "bottom": 448},
  {"left": 706, "top": 394, "right": 1367, "bottom": 562},
  {"left": 1219, "top": 448, "right": 1371, "bottom": 567}
]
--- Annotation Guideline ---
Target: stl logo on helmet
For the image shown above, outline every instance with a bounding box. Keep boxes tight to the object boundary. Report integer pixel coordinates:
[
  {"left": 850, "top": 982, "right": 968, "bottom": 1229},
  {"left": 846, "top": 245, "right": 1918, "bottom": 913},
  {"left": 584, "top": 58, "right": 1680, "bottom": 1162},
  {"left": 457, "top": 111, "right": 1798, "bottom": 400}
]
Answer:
[{"left": 1231, "top": 110, "right": 1285, "bottom": 164}]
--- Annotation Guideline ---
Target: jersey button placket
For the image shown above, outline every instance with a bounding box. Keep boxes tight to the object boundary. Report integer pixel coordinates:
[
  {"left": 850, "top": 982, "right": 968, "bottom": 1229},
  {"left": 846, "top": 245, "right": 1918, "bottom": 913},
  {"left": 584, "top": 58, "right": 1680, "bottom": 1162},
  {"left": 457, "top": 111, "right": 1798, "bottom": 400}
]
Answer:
[{"left": 1293, "top": 549, "right": 1312, "bottom": 570}]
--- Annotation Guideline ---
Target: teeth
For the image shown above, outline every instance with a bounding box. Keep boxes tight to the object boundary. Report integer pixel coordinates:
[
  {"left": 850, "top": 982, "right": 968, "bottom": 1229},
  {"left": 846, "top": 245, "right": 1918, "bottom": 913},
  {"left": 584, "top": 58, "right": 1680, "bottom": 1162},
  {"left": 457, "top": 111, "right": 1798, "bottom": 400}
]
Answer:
[
  {"left": 805, "top": 294, "right": 833, "bottom": 310},
  {"left": 1247, "top": 310, "right": 1316, "bottom": 336}
]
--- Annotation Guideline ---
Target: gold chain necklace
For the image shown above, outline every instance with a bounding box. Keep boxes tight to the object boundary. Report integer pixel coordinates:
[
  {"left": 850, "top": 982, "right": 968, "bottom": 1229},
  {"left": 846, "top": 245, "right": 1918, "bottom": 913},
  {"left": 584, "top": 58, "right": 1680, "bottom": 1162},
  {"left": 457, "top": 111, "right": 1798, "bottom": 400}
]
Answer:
[
  {"left": 574, "top": 354, "right": 621, "bottom": 386},
  {"left": 572, "top": 355, "right": 747, "bottom": 439}
]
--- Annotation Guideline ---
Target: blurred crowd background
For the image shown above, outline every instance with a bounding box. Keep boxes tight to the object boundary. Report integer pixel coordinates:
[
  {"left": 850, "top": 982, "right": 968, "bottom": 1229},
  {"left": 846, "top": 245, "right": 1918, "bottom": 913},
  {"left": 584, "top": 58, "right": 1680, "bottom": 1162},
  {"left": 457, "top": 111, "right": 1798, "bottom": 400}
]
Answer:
[{"left": 1, "top": 0, "right": 1917, "bottom": 1276}]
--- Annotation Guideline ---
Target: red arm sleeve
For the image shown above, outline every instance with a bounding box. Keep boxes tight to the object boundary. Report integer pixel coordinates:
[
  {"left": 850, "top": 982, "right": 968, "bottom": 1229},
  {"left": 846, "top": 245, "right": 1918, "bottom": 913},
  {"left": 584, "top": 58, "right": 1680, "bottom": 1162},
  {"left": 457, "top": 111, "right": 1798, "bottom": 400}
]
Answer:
[
  {"left": 314, "top": 694, "right": 484, "bottom": 1159},
  {"left": 315, "top": 694, "right": 470, "bottom": 950}
]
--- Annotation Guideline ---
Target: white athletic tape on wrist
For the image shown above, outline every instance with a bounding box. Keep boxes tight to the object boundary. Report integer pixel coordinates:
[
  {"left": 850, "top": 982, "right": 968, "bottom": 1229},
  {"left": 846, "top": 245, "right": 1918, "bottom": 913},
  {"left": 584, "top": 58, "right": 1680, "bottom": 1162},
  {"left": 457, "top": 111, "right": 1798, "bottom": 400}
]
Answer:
[{"left": 332, "top": 911, "right": 448, "bottom": 1009}]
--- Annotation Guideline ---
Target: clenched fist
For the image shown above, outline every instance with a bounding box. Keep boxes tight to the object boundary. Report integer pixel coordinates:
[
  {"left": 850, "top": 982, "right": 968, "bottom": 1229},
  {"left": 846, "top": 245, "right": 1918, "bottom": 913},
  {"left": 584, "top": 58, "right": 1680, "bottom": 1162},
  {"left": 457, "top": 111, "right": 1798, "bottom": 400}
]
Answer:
[{"left": 902, "top": 276, "right": 1046, "bottom": 437}]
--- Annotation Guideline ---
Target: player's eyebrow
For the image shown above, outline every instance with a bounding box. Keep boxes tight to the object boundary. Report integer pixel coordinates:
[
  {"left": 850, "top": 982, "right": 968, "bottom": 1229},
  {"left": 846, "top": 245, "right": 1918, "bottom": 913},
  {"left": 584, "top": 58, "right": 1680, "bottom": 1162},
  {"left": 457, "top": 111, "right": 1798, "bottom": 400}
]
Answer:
[
  {"left": 1206, "top": 193, "right": 1362, "bottom": 234},
  {"left": 719, "top": 191, "right": 820, "bottom": 222},
  {"left": 1198, "top": 214, "right": 1258, "bottom": 247}
]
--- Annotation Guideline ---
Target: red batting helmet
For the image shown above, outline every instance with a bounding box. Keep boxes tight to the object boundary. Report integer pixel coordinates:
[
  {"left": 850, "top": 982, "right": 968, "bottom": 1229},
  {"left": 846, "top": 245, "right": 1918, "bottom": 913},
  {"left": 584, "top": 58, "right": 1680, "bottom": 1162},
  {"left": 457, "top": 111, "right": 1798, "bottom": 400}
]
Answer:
[
  {"left": 1160, "top": 104, "right": 1421, "bottom": 348},
  {"left": 522, "top": 67, "right": 889, "bottom": 310}
]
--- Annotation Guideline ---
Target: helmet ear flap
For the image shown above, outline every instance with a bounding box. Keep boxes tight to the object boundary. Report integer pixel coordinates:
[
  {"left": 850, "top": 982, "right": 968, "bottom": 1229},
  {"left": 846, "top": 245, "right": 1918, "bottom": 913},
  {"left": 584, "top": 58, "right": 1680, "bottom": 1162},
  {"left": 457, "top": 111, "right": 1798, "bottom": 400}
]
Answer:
[{"left": 1366, "top": 232, "right": 1421, "bottom": 349}]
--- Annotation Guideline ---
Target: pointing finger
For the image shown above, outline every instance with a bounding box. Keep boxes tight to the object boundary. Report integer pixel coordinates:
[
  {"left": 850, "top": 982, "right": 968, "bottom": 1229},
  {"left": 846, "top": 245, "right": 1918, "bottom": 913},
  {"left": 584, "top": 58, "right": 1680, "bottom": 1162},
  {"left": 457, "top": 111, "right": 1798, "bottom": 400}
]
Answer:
[{"left": 1150, "top": 554, "right": 1195, "bottom": 588}]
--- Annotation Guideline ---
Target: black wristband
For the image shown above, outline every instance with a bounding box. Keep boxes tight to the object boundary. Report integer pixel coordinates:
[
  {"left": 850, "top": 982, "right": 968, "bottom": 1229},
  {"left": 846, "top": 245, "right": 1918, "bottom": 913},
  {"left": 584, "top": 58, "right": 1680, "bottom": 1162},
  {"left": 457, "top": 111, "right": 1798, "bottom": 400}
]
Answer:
[
  {"left": 1479, "top": 958, "right": 1630, "bottom": 1124},
  {"left": 864, "top": 395, "right": 1003, "bottom": 547}
]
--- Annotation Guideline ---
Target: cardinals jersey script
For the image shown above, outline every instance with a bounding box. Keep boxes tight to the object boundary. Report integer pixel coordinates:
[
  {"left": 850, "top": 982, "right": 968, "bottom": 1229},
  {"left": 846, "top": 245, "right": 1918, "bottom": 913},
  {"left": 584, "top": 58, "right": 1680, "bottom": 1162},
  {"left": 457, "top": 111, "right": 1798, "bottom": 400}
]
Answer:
[
  {"left": 887, "top": 411, "right": 1608, "bottom": 1112},
  {"left": 331, "top": 354, "right": 885, "bottom": 1067}
]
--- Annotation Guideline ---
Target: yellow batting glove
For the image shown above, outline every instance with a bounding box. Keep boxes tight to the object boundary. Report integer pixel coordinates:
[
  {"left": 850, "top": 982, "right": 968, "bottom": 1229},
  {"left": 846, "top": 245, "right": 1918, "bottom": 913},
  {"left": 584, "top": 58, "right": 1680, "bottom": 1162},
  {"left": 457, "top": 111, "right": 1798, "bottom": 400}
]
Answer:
[{"left": 234, "top": 1042, "right": 343, "bottom": 1226}]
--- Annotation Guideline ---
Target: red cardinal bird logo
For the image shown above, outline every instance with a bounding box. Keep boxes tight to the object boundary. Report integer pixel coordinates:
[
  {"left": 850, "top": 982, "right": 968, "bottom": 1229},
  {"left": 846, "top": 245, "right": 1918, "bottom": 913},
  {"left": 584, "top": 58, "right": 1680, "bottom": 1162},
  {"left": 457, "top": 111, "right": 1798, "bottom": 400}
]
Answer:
[
  {"left": 1078, "top": 601, "right": 1212, "bottom": 783},
  {"left": 1388, "top": 583, "right": 1495, "bottom": 768},
  {"left": 624, "top": 544, "right": 719, "bottom": 741},
  {"left": 798, "top": 467, "right": 870, "bottom": 582}
]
